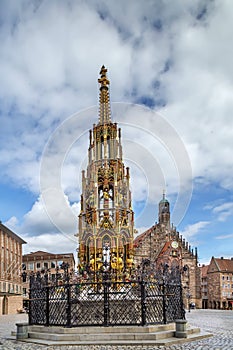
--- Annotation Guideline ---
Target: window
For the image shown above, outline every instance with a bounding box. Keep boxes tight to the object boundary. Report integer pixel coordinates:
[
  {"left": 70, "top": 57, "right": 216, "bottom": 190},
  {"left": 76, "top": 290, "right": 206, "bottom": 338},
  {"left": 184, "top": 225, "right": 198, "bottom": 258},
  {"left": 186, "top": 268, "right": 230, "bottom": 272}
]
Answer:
[
  {"left": 22, "top": 272, "right": 27, "bottom": 282},
  {"left": 28, "top": 263, "right": 34, "bottom": 270},
  {"left": 23, "top": 288, "right": 27, "bottom": 296},
  {"left": 44, "top": 262, "right": 48, "bottom": 269},
  {"left": 57, "top": 261, "right": 63, "bottom": 268},
  {"left": 36, "top": 262, "right": 41, "bottom": 269},
  {"left": 99, "top": 189, "right": 104, "bottom": 210},
  {"left": 51, "top": 262, "right": 56, "bottom": 268},
  {"left": 222, "top": 276, "right": 225, "bottom": 280}
]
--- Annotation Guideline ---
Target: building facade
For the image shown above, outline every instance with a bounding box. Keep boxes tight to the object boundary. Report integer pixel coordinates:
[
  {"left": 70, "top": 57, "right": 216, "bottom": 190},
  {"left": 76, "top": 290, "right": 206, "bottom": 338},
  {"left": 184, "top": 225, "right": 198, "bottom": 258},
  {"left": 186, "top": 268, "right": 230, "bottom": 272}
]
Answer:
[
  {"left": 78, "top": 66, "right": 134, "bottom": 277},
  {"left": 200, "top": 264, "right": 208, "bottom": 309},
  {"left": 0, "top": 223, "right": 26, "bottom": 314},
  {"left": 134, "top": 195, "right": 201, "bottom": 308},
  {"left": 204, "top": 257, "right": 233, "bottom": 310},
  {"left": 22, "top": 250, "right": 75, "bottom": 307}
]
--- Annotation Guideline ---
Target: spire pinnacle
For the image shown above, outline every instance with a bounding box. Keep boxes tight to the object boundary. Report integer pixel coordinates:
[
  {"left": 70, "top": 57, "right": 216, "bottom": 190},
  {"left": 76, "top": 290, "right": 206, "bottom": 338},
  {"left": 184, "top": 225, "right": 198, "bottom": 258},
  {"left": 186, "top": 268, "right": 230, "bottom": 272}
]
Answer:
[
  {"left": 162, "top": 189, "right": 166, "bottom": 200},
  {"left": 98, "top": 65, "right": 111, "bottom": 124},
  {"left": 159, "top": 190, "right": 168, "bottom": 204},
  {"left": 98, "top": 65, "right": 109, "bottom": 88}
]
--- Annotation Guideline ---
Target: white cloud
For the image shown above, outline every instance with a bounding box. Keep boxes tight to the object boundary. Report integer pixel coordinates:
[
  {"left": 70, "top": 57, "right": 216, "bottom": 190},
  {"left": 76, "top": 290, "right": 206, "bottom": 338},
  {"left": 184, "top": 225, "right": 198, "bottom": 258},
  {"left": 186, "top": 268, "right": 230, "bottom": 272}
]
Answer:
[
  {"left": 216, "top": 233, "right": 233, "bottom": 240},
  {"left": 4, "top": 216, "right": 19, "bottom": 229},
  {"left": 180, "top": 221, "right": 209, "bottom": 240},
  {"left": 22, "top": 232, "right": 77, "bottom": 257},
  {"left": 5, "top": 194, "right": 80, "bottom": 238},
  {"left": 161, "top": 1, "right": 233, "bottom": 189},
  {"left": 1, "top": 1, "right": 233, "bottom": 259},
  {"left": 213, "top": 202, "right": 233, "bottom": 222},
  {"left": 1, "top": 1, "right": 233, "bottom": 196}
]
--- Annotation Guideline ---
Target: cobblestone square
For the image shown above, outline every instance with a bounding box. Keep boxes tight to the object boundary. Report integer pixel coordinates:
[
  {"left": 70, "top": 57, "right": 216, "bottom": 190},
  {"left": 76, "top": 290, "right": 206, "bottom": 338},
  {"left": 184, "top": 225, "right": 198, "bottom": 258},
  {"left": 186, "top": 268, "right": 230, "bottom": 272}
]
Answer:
[{"left": 0, "top": 309, "right": 233, "bottom": 349}]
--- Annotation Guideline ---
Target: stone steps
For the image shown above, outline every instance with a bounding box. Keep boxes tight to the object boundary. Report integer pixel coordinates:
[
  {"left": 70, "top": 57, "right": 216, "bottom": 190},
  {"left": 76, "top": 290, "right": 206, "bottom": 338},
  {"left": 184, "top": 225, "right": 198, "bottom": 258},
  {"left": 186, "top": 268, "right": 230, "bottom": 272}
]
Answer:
[
  {"left": 28, "top": 323, "right": 175, "bottom": 334},
  {"left": 16, "top": 323, "right": 212, "bottom": 346},
  {"left": 28, "top": 329, "right": 178, "bottom": 341}
]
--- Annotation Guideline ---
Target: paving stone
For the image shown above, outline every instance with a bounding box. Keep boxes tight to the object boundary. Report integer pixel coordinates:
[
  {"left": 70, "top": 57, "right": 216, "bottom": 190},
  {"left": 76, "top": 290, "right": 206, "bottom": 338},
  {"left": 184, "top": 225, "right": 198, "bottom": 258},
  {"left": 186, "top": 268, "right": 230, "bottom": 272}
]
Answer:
[{"left": 0, "top": 310, "right": 233, "bottom": 349}]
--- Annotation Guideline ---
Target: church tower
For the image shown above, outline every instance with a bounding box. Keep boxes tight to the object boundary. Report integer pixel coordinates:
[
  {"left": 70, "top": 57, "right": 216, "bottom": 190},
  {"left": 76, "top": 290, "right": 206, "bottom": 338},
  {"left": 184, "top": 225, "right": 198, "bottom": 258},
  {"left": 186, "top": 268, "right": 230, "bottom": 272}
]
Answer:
[
  {"left": 158, "top": 192, "right": 170, "bottom": 229},
  {"left": 78, "top": 66, "right": 134, "bottom": 276}
]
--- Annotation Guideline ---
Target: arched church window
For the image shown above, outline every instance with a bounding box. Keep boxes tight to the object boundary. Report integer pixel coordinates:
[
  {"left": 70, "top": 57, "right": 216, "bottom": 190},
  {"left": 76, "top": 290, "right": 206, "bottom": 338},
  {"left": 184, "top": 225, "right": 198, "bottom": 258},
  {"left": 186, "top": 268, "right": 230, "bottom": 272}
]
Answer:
[
  {"left": 99, "top": 189, "right": 104, "bottom": 210},
  {"left": 100, "top": 136, "right": 104, "bottom": 159},
  {"left": 108, "top": 188, "right": 113, "bottom": 208},
  {"left": 107, "top": 136, "right": 110, "bottom": 158}
]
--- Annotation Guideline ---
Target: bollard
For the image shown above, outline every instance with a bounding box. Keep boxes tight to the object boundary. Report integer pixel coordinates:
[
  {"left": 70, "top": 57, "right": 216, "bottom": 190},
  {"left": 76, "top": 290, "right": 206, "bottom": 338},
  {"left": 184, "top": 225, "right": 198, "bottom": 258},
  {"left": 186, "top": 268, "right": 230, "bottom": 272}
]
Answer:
[
  {"left": 175, "top": 319, "right": 188, "bottom": 338},
  {"left": 16, "top": 323, "right": 29, "bottom": 340}
]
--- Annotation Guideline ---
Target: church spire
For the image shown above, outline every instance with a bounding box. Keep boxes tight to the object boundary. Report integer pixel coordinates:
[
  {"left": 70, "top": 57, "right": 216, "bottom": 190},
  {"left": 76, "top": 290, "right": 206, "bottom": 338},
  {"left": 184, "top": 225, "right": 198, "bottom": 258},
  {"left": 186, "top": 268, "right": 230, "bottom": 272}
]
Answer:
[
  {"left": 98, "top": 65, "right": 111, "bottom": 124},
  {"left": 162, "top": 189, "right": 166, "bottom": 201},
  {"left": 158, "top": 191, "right": 170, "bottom": 228}
]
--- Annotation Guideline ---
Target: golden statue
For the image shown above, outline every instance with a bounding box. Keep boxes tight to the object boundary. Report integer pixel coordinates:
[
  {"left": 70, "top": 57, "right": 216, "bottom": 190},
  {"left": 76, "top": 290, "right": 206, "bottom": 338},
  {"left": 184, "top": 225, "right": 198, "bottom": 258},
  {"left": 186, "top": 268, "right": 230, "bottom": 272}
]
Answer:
[
  {"left": 89, "top": 255, "right": 95, "bottom": 271},
  {"left": 111, "top": 253, "right": 117, "bottom": 271},
  {"left": 126, "top": 254, "right": 134, "bottom": 269},
  {"left": 96, "top": 253, "right": 103, "bottom": 270}
]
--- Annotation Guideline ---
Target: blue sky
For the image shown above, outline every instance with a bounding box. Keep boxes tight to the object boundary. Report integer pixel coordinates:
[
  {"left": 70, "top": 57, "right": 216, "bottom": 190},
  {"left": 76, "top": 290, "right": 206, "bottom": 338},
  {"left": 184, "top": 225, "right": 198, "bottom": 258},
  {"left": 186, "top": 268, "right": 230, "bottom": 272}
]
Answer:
[{"left": 1, "top": 0, "right": 233, "bottom": 265}]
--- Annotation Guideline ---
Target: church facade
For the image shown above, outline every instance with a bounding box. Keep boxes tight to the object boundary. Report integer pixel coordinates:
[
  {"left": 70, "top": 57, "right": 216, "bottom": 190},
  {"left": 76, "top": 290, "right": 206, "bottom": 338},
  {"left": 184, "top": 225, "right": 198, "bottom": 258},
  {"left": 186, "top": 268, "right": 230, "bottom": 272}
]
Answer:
[
  {"left": 77, "top": 66, "right": 201, "bottom": 308},
  {"left": 134, "top": 194, "right": 201, "bottom": 308}
]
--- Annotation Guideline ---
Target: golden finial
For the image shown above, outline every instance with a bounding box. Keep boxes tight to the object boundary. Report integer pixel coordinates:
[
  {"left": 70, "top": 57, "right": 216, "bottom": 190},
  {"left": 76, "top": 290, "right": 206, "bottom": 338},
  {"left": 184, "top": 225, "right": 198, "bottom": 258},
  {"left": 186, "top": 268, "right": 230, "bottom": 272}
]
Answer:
[
  {"left": 98, "top": 65, "right": 110, "bottom": 88},
  {"left": 98, "top": 65, "right": 111, "bottom": 124}
]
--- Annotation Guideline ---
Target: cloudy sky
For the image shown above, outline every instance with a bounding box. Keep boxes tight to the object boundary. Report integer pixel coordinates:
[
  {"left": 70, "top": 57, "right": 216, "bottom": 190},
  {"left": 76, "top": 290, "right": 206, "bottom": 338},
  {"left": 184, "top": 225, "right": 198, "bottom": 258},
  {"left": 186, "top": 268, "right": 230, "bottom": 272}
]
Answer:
[{"left": 1, "top": 0, "right": 233, "bottom": 265}]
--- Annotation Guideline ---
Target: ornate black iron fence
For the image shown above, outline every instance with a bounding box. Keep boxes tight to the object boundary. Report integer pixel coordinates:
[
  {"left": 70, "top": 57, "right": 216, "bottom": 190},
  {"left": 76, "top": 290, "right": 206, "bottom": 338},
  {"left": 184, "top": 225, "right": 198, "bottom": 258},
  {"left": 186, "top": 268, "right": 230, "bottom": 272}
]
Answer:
[{"left": 29, "top": 266, "right": 185, "bottom": 327}]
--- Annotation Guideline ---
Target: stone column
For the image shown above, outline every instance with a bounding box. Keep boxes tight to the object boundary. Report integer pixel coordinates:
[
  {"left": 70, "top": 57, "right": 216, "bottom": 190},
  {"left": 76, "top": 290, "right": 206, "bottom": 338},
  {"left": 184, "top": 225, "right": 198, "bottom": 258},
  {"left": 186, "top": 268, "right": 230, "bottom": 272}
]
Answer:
[
  {"left": 16, "top": 323, "right": 28, "bottom": 340},
  {"left": 175, "top": 319, "right": 188, "bottom": 338}
]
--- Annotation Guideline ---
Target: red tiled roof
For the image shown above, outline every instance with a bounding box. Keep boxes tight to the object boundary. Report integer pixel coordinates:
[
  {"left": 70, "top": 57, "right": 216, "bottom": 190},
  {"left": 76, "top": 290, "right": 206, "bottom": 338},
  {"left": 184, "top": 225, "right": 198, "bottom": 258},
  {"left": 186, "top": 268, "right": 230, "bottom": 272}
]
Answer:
[
  {"left": 201, "top": 265, "right": 209, "bottom": 277},
  {"left": 24, "top": 250, "right": 52, "bottom": 256},
  {"left": 23, "top": 251, "right": 74, "bottom": 261},
  {"left": 214, "top": 258, "right": 233, "bottom": 272}
]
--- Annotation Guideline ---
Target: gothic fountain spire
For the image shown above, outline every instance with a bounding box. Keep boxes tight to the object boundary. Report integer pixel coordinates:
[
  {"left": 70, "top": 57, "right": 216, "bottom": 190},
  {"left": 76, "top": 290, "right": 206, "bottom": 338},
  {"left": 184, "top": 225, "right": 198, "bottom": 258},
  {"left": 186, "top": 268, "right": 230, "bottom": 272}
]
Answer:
[
  {"left": 78, "top": 66, "right": 135, "bottom": 277},
  {"left": 98, "top": 65, "right": 111, "bottom": 125}
]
